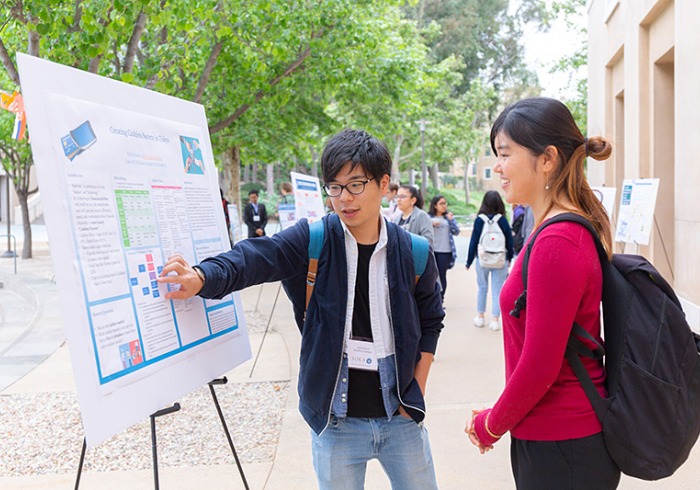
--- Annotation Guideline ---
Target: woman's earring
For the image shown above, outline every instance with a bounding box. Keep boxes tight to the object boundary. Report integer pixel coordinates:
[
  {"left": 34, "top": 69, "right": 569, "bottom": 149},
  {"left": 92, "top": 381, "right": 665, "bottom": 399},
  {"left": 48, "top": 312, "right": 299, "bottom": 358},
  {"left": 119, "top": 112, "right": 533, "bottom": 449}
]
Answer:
[{"left": 545, "top": 182, "right": 550, "bottom": 190}]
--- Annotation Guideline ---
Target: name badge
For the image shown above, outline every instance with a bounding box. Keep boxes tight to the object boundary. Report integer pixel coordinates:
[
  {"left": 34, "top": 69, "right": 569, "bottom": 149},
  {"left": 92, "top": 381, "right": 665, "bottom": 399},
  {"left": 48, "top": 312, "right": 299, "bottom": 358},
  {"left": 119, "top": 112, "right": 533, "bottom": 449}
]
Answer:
[
  {"left": 253, "top": 215, "right": 261, "bottom": 222},
  {"left": 347, "top": 338, "right": 378, "bottom": 371}
]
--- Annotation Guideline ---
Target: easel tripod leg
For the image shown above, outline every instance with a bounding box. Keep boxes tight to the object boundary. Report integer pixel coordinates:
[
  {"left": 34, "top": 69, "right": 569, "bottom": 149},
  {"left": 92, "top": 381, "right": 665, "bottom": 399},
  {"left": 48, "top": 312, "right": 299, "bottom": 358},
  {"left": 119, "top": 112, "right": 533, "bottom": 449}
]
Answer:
[
  {"left": 74, "top": 437, "right": 87, "bottom": 490},
  {"left": 209, "top": 377, "right": 250, "bottom": 490},
  {"left": 150, "top": 403, "right": 181, "bottom": 490}
]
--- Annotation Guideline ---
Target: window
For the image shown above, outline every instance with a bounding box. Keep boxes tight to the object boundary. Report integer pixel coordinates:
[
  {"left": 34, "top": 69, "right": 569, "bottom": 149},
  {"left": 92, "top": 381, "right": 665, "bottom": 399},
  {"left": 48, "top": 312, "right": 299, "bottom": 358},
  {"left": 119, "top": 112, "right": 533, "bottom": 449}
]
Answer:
[
  {"left": 483, "top": 168, "right": 492, "bottom": 180},
  {"left": 470, "top": 164, "right": 477, "bottom": 177}
]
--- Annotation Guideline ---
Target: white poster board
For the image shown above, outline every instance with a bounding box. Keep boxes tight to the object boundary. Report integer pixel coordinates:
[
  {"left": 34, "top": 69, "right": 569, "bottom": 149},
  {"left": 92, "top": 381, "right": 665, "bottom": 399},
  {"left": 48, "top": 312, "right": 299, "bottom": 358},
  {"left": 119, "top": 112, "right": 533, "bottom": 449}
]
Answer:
[
  {"left": 18, "top": 54, "right": 251, "bottom": 447},
  {"left": 291, "top": 171, "right": 325, "bottom": 223},
  {"left": 614, "top": 178, "right": 659, "bottom": 245},
  {"left": 278, "top": 202, "right": 297, "bottom": 230},
  {"left": 591, "top": 186, "right": 617, "bottom": 225},
  {"left": 227, "top": 203, "right": 242, "bottom": 244}
]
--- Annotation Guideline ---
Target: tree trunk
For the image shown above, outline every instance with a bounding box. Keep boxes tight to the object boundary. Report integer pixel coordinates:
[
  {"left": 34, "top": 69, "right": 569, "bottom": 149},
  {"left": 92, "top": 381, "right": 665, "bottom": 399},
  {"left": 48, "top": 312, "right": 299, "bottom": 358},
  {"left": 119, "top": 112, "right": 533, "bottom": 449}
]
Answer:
[
  {"left": 266, "top": 163, "right": 274, "bottom": 194},
  {"left": 222, "top": 145, "right": 241, "bottom": 217},
  {"left": 243, "top": 163, "right": 250, "bottom": 183},
  {"left": 463, "top": 159, "right": 470, "bottom": 206},
  {"left": 310, "top": 146, "right": 319, "bottom": 178},
  {"left": 392, "top": 135, "right": 403, "bottom": 183},
  {"left": 19, "top": 193, "right": 31, "bottom": 259},
  {"left": 430, "top": 162, "right": 439, "bottom": 190},
  {"left": 252, "top": 162, "right": 258, "bottom": 186}
]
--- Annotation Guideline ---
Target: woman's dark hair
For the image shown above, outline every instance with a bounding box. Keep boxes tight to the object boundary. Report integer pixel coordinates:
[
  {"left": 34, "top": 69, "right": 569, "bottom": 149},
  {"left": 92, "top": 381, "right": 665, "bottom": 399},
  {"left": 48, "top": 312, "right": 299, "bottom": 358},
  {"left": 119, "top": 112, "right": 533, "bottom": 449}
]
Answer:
[
  {"left": 321, "top": 129, "right": 391, "bottom": 184},
  {"left": 490, "top": 97, "right": 613, "bottom": 258},
  {"left": 399, "top": 184, "right": 424, "bottom": 209},
  {"left": 428, "top": 194, "right": 447, "bottom": 216},
  {"left": 478, "top": 191, "right": 506, "bottom": 216}
]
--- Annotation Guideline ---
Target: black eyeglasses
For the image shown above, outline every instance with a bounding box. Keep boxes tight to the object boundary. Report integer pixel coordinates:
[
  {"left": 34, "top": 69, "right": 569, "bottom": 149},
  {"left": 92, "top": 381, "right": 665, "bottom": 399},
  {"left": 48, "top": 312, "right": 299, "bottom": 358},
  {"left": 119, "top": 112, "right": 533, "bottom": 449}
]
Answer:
[{"left": 323, "top": 178, "right": 374, "bottom": 197}]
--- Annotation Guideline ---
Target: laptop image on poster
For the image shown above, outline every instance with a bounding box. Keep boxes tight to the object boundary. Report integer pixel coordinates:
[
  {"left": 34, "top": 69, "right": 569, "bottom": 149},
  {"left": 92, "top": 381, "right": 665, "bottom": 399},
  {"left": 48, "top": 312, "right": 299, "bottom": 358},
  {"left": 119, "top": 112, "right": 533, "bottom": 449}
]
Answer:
[{"left": 62, "top": 120, "right": 97, "bottom": 160}]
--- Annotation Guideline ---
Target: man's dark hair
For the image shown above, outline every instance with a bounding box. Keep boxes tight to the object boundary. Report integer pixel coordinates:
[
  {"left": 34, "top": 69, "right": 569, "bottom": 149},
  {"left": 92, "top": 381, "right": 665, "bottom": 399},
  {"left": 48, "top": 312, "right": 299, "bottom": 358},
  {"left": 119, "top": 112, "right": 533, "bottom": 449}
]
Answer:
[
  {"left": 248, "top": 189, "right": 259, "bottom": 197},
  {"left": 321, "top": 129, "right": 391, "bottom": 183}
]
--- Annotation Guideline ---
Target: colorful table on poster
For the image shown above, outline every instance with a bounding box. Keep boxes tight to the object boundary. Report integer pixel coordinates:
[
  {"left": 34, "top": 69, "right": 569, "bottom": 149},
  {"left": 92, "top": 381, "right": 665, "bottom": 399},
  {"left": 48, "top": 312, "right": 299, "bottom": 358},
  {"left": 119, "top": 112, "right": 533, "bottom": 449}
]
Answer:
[
  {"left": 614, "top": 178, "right": 659, "bottom": 245},
  {"left": 291, "top": 171, "right": 325, "bottom": 224},
  {"left": 17, "top": 54, "right": 251, "bottom": 447}
]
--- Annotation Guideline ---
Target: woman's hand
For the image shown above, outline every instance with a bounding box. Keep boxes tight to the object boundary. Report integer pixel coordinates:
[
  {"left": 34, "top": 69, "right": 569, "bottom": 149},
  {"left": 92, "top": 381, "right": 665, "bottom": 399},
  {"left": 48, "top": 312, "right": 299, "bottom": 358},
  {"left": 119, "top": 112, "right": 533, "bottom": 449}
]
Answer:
[{"left": 465, "top": 409, "right": 494, "bottom": 454}]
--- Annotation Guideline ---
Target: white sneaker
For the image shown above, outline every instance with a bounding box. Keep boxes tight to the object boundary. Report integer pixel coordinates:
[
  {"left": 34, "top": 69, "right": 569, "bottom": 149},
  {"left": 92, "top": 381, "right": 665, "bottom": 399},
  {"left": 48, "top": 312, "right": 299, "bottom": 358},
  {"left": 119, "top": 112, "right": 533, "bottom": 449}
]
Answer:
[
  {"left": 473, "top": 316, "right": 485, "bottom": 328},
  {"left": 488, "top": 320, "right": 501, "bottom": 331}
]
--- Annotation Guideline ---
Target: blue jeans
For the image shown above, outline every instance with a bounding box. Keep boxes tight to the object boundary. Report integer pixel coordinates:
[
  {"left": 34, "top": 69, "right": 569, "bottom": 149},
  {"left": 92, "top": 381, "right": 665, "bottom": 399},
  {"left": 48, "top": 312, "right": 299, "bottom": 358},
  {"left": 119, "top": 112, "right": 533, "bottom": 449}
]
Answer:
[
  {"left": 311, "top": 415, "right": 438, "bottom": 490},
  {"left": 475, "top": 259, "right": 508, "bottom": 317}
]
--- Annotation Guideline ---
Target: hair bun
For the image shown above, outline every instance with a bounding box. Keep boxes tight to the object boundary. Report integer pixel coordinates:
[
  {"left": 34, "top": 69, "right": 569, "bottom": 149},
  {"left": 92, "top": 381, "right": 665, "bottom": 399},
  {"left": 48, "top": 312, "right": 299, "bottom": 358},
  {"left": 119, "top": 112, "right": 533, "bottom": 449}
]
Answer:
[{"left": 586, "top": 136, "right": 612, "bottom": 161}]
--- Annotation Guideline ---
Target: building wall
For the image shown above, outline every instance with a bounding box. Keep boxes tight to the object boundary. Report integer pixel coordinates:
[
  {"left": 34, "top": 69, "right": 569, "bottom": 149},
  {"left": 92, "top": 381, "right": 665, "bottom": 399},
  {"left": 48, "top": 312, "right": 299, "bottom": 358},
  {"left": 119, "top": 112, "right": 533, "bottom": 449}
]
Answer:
[{"left": 588, "top": 0, "right": 700, "bottom": 330}]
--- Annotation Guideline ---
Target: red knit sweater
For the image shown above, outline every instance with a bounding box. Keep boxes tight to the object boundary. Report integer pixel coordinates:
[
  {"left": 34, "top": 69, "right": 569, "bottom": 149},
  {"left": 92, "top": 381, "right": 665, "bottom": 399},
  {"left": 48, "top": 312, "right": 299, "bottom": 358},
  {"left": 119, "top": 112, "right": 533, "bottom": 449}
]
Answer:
[{"left": 474, "top": 221, "right": 606, "bottom": 446}]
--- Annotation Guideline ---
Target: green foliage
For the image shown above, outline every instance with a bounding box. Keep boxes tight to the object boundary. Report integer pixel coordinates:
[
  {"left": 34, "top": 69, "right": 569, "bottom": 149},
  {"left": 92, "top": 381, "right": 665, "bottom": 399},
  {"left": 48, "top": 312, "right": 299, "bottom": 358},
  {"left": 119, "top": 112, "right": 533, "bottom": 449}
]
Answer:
[
  {"left": 0, "top": 0, "right": 552, "bottom": 205},
  {"left": 550, "top": 0, "right": 588, "bottom": 134}
]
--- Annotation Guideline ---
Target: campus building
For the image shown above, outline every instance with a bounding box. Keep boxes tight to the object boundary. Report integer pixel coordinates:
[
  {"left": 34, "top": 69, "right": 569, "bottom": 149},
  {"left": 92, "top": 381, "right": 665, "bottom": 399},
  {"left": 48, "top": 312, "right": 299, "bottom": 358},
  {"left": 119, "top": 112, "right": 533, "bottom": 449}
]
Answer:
[{"left": 587, "top": 0, "right": 700, "bottom": 331}]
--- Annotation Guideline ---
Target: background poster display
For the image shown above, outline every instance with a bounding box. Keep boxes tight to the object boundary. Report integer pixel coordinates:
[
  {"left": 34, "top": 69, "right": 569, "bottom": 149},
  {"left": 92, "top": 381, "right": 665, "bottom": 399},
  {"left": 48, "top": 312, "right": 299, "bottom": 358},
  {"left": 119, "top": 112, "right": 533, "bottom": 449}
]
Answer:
[
  {"left": 277, "top": 202, "right": 297, "bottom": 230},
  {"left": 18, "top": 54, "right": 251, "bottom": 447},
  {"left": 591, "top": 186, "right": 618, "bottom": 225},
  {"left": 227, "top": 203, "right": 242, "bottom": 244},
  {"left": 291, "top": 171, "right": 325, "bottom": 223},
  {"left": 614, "top": 178, "right": 660, "bottom": 245}
]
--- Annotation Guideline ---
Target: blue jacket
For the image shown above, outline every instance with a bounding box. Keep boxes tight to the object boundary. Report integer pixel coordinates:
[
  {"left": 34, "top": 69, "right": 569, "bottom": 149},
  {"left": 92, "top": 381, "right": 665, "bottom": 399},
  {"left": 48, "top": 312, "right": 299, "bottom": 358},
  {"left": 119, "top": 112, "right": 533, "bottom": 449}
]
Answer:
[{"left": 196, "top": 213, "right": 444, "bottom": 434}]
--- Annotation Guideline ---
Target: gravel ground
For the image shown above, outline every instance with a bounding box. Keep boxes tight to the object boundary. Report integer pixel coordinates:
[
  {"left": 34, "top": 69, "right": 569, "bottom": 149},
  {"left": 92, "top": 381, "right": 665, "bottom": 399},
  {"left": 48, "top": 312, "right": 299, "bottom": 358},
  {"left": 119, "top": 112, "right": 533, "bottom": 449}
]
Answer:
[
  {"left": 0, "top": 249, "right": 291, "bottom": 477},
  {"left": 0, "top": 381, "right": 288, "bottom": 476}
]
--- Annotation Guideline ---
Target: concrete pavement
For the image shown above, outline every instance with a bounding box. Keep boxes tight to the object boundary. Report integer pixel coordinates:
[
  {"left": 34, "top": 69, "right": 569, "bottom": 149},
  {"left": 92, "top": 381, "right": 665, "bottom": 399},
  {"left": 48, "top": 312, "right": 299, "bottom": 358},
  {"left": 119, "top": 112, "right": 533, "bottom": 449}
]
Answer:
[{"left": 1, "top": 225, "right": 699, "bottom": 489}]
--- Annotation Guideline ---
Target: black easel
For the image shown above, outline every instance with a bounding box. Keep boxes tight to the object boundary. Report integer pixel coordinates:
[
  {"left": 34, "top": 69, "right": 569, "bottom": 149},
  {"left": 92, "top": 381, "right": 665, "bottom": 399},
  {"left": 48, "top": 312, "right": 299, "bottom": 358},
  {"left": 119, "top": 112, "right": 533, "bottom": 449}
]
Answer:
[
  {"left": 151, "top": 403, "right": 181, "bottom": 489},
  {"left": 74, "top": 381, "right": 249, "bottom": 490},
  {"left": 209, "top": 377, "right": 249, "bottom": 489}
]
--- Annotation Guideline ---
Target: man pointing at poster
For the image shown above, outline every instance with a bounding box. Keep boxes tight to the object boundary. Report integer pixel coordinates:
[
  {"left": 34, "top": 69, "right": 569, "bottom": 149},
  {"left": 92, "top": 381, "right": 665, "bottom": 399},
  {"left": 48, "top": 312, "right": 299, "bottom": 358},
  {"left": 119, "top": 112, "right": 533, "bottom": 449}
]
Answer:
[{"left": 159, "top": 129, "right": 444, "bottom": 489}]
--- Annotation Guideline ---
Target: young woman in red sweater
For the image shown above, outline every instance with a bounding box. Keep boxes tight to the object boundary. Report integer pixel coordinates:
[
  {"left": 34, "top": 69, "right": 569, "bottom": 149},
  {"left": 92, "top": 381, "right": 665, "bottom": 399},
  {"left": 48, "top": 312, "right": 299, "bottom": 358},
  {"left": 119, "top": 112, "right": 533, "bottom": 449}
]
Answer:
[{"left": 466, "top": 97, "right": 621, "bottom": 489}]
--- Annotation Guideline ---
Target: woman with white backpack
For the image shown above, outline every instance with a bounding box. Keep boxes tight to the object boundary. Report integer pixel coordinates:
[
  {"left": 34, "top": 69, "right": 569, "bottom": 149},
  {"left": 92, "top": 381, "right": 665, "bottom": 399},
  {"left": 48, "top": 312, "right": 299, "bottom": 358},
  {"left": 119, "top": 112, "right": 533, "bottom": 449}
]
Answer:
[{"left": 465, "top": 190, "right": 514, "bottom": 331}]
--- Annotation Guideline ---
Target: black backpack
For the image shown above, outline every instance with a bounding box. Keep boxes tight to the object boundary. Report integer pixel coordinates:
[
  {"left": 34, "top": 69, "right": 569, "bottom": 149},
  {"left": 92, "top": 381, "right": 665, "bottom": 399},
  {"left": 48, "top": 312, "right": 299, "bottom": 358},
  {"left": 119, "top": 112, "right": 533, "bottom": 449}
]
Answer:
[{"left": 512, "top": 212, "right": 700, "bottom": 481}]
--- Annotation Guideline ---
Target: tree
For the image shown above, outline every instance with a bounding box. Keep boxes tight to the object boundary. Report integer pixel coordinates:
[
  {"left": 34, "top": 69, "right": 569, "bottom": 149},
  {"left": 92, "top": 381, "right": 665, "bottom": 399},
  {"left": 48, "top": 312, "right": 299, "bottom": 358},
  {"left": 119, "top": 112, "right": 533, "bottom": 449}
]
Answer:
[
  {"left": 551, "top": 0, "right": 588, "bottom": 134},
  {"left": 1, "top": 1, "right": 445, "bottom": 219},
  {"left": 0, "top": 124, "right": 36, "bottom": 258}
]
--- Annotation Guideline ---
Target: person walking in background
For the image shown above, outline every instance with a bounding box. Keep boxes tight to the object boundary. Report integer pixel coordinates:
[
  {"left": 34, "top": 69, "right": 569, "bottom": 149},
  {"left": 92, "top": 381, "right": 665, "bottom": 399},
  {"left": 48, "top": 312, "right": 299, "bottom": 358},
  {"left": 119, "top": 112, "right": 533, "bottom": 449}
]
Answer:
[
  {"left": 393, "top": 184, "right": 434, "bottom": 247},
  {"left": 279, "top": 181, "right": 294, "bottom": 204},
  {"left": 466, "top": 97, "right": 620, "bottom": 489},
  {"left": 220, "top": 188, "right": 233, "bottom": 247},
  {"left": 511, "top": 204, "right": 525, "bottom": 254},
  {"left": 382, "top": 181, "right": 400, "bottom": 220},
  {"left": 465, "top": 190, "right": 513, "bottom": 331},
  {"left": 428, "top": 194, "right": 460, "bottom": 304},
  {"left": 243, "top": 189, "right": 268, "bottom": 238},
  {"left": 511, "top": 204, "right": 534, "bottom": 256}
]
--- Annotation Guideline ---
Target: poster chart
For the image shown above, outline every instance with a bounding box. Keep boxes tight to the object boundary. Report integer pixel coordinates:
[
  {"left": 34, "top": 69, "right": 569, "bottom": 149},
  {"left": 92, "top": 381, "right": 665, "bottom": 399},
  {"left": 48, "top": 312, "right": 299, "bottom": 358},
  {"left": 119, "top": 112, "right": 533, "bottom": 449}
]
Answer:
[
  {"left": 291, "top": 171, "right": 325, "bottom": 224},
  {"left": 614, "top": 178, "right": 660, "bottom": 245},
  {"left": 18, "top": 54, "right": 251, "bottom": 447},
  {"left": 591, "top": 186, "right": 618, "bottom": 225}
]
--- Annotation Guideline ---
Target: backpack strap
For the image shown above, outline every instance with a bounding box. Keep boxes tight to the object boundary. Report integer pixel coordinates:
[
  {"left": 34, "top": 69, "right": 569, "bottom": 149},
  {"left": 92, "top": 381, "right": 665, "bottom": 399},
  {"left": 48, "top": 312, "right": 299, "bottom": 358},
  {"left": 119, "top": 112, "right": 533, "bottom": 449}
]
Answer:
[
  {"left": 305, "top": 221, "right": 429, "bottom": 313},
  {"left": 511, "top": 212, "right": 611, "bottom": 422},
  {"left": 510, "top": 212, "right": 607, "bottom": 318},
  {"left": 410, "top": 233, "right": 429, "bottom": 285},
  {"left": 305, "top": 220, "right": 325, "bottom": 311}
]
